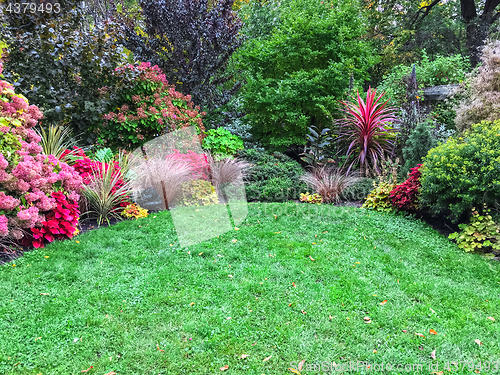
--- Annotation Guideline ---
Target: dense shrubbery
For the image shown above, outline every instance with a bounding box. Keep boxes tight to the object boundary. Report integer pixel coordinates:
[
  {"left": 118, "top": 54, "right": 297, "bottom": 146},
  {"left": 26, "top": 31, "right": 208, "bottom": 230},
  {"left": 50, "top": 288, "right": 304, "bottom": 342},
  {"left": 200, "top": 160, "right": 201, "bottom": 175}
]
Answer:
[
  {"left": 238, "top": 149, "right": 307, "bottom": 202},
  {"left": 96, "top": 62, "right": 206, "bottom": 151},
  {"left": 0, "top": 64, "right": 82, "bottom": 250},
  {"left": 340, "top": 178, "right": 375, "bottom": 201},
  {"left": 420, "top": 120, "right": 500, "bottom": 222}
]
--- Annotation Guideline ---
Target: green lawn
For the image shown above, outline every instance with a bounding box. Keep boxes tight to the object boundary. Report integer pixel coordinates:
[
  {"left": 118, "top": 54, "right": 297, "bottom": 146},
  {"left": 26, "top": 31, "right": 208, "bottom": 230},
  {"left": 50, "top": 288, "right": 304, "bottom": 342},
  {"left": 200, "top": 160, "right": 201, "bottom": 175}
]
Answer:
[{"left": 1, "top": 203, "right": 500, "bottom": 374}]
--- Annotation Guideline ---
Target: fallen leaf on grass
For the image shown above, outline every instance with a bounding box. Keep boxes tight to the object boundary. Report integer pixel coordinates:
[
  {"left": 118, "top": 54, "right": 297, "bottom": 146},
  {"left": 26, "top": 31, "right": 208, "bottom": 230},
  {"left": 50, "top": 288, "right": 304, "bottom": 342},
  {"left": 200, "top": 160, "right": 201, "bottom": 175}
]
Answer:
[
  {"left": 35, "top": 337, "right": 42, "bottom": 341},
  {"left": 263, "top": 355, "right": 272, "bottom": 362},
  {"left": 415, "top": 333, "right": 425, "bottom": 338},
  {"left": 430, "top": 308, "right": 436, "bottom": 314},
  {"left": 402, "top": 330, "right": 407, "bottom": 333},
  {"left": 268, "top": 254, "right": 274, "bottom": 257},
  {"left": 198, "top": 252, "right": 203, "bottom": 256},
  {"left": 475, "top": 339, "right": 483, "bottom": 346},
  {"left": 240, "top": 354, "right": 249, "bottom": 359},
  {"left": 431, "top": 372, "right": 444, "bottom": 375},
  {"left": 419, "top": 346, "right": 424, "bottom": 350},
  {"left": 232, "top": 239, "right": 237, "bottom": 243},
  {"left": 429, "top": 329, "right": 437, "bottom": 335},
  {"left": 373, "top": 350, "right": 377, "bottom": 353},
  {"left": 288, "top": 303, "right": 292, "bottom": 307},
  {"left": 220, "top": 365, "right": 229, "bottom": 371},
  {"left": 190, "top": 302, "right": 195, "bottom": 306},
  {"left": 288, "top": 368, "right": 301, "bottom": 375},
  {"left": 251, "top": 342, "right": 256, "bottom": 346},
  {"left": 292, "top": 282, "right": 296, "bottom": 287},
  {"left": 487, "top": 317, "right": 495, "bottom": 321},
  {"left": 81, "top": 366, "right": 93, "bottom": 373},
  {"left": 157, "top": 344, "right": 164, "bottom": 352},
  {"left": 329, "top": 315, "right": 333, "bottom": 320},
  {"left": 103, "top": 372, "right": 116, "bottom": 375},
  {"left": 380, "top": 300, "right": 388, "bottom": 305},
  {"left": 309, "top": 256, "right": 315, "bottom": 261},
  {"left": 431, "top": 350, "right": 436, "bottom": 359},
  {"left": 40, "top": 293, "right": 50, "bottom": 296},
  {"left": 301, "top": 310, "right": 306, "bottom": 314},
  {"left": 298, "top": 359, "right": 306, "bottom": 370}
]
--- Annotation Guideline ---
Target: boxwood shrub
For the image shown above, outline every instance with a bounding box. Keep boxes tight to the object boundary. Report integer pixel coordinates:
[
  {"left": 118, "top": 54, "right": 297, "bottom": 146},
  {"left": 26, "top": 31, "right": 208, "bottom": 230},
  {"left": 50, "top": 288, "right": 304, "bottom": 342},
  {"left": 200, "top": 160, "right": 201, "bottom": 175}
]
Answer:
[
  {"left": 419, "top": 120, "right": 500, "bottom": 222},
  {"left": 237, "top": 149, "right": 307, "bottom": 202}
]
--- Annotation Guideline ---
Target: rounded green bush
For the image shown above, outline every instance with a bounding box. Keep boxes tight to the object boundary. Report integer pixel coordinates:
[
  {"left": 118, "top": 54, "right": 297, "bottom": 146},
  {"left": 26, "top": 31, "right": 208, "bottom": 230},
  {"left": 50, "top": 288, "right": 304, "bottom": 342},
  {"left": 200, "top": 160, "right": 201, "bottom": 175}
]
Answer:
[
  {"left": 238, "top": 149, "right": 307, "bottom": 202},
  {"left": 420, "top": 120, "right": 500, "bottom": 221}
]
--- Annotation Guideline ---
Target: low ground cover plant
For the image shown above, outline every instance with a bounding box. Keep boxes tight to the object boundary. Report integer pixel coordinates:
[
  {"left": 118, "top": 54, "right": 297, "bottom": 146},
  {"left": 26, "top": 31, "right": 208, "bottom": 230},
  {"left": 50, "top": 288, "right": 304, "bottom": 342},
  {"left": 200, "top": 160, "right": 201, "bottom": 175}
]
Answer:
[{"left": 449, "top": 205, "right": 500, "bottom": 252}]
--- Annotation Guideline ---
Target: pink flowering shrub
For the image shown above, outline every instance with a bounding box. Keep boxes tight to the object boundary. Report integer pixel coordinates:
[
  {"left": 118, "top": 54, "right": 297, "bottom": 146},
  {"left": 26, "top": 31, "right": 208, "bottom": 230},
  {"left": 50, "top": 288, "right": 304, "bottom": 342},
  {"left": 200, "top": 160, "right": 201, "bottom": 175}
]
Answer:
[
  {"left": 96, "top": 62, "right": 207, "bottom": 151},
  {"left": 0, "top": 63, "right": 82, "bottom": 250}
]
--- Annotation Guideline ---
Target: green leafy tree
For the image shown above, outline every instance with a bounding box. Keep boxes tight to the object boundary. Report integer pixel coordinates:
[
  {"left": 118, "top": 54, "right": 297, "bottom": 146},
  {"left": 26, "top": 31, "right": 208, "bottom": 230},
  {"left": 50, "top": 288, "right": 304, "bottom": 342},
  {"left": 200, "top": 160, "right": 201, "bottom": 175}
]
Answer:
[{"left": 237, "top": 0, "right": 374, "bottom": 152}]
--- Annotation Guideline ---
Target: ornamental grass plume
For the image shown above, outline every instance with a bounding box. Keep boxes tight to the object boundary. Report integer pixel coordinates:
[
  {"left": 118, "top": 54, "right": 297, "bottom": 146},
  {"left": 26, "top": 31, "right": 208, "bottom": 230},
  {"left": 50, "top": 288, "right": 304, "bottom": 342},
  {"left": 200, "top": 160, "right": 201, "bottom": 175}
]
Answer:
[
  {"left": 300, "top": 165, "right": 359, "bottom": 204},
  {"left": 204, "top": 153, "right": 250, "bottom": 202},
  {"left": 128, "top": 156, "right": 193, "bottom": 209}
]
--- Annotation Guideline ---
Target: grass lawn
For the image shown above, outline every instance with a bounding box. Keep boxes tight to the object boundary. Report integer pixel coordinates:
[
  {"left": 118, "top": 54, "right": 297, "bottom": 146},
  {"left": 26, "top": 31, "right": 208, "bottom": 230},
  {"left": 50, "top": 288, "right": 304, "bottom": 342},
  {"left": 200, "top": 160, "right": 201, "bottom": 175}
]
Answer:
[{"left": 1, "top": 202, "right": 500, "bottom": 374}]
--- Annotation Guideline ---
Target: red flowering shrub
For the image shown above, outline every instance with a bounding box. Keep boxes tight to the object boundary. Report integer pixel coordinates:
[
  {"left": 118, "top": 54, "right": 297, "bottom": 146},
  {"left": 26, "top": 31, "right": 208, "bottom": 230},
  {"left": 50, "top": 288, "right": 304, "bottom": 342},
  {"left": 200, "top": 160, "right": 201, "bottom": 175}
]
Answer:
[
  {"left": 390, "top": 164, "right": 422, "bottom": 212},
  {"left": 0, "top": 62, "right": 82, "bottom": 250},
  {"left": 30, "top": 192, "right": 80, "bottom": 248},
  {"left": 96, "top": 62, "right": 207, "bottom": 151},
  {"left": 165, "top": 149, "right": 210, "bottom": 180}
]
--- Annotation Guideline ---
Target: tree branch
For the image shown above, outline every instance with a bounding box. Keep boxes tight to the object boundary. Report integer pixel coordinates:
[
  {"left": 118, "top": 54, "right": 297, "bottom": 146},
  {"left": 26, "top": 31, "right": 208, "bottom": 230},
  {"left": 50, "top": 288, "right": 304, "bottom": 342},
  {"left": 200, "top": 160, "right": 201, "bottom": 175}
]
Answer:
[{"left": 408, "top": 0, "right": 443, "bottom": 28}]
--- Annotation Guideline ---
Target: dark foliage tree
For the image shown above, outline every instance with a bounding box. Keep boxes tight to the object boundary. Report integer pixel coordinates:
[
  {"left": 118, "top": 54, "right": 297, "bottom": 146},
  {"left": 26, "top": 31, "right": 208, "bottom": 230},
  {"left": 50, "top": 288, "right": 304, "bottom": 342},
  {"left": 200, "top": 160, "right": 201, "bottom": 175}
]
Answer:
[
  {"left": 1, "top": 0, "right": 127, "bottom": 143},
  {"left": 111, "top": 0, "right": 244, "bottom": 117}
]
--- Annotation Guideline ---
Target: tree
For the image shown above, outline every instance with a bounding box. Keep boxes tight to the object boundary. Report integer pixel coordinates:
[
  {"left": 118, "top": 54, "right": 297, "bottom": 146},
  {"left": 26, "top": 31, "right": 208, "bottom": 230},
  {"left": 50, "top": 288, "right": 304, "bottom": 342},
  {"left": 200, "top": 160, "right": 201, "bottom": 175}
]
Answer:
[
  {"left": 363, "top": 0, "right": 500, "bottom": 74},
  {"left": 111, "top": 0, "right": 244, "bottom": 117},
  {"left": 237, "top": 0, "right": 374, "bottom": 152},
  {"left": 0, "top": 0, "right": 127, "bottom": 143}
]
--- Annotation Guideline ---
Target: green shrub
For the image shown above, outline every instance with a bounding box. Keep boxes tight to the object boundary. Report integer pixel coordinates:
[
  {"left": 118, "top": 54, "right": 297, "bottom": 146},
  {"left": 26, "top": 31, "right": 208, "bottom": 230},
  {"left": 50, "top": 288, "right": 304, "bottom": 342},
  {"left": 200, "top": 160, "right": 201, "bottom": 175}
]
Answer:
[
  {"left": 179, "top": 179, "right": 219, "bottom": 207},
  {"left": 361, "top": 181, "right": 397, "bottom": 213},
  {"left": 238, "top": 149, "right": 307, "bottom": 202},
  {"left": 202, "top": 128, "right": 244, "bottom": 158},
  {"left": 340, "top": 178, "right": 375, "bottom": 201},
  {"left": 448, "top": 205, "right": 500, "bottom": 252},
  {"left": 420, "top": 120, "right": 500, "bottom": 221},
  {"left": 401, "top": 120, "right": 436, "bottom": 176}
]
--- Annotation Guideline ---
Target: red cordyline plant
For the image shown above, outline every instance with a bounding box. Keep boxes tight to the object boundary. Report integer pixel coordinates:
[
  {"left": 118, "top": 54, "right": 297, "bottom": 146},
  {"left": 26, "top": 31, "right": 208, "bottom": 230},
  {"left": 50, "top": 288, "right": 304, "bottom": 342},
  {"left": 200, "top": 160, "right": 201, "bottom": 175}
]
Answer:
[{"left": 339, "top": 87, "right": 398, "bottom": 176}]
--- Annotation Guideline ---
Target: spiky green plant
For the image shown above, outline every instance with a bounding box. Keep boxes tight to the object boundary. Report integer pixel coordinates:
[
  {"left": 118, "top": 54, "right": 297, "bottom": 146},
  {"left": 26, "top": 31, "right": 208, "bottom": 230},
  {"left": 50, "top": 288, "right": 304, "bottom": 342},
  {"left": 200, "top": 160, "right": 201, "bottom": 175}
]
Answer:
[
  {"left": 35, "top": 124, "right": 75, "bottom": 161},
  {"left": 81, "top": 162, "right": 132, "bottom": 226}
]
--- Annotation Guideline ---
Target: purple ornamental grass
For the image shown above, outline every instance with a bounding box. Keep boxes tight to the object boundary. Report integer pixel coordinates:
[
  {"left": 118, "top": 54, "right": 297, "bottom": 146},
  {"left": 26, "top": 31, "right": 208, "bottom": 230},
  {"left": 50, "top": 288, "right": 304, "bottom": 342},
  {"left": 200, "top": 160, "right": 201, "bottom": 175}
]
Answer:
[{"left": 339, "top": 87, "right": 398, "bottom": 175}]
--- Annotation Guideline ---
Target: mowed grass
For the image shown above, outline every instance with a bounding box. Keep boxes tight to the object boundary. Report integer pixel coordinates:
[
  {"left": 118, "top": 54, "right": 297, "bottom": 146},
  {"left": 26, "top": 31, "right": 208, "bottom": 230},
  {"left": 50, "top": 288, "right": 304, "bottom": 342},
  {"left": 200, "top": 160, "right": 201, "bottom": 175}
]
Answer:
[{"left": 1, "top": 202, "right": 500, "bottom": 375}]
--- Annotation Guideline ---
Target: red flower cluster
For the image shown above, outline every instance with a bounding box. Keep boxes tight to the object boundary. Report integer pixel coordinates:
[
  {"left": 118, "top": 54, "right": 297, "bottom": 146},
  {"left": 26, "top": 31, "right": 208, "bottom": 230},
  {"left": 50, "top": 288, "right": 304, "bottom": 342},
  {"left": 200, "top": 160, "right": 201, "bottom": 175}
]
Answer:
[
  {"left": 29, "top": 191, "right": 80, "bottom": 248},
  {"left": 390, "top": 164, "right": 423, "bottom": 212},
  {"left": 166, "top": 149, "right": 210, "bottom": 180}
]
